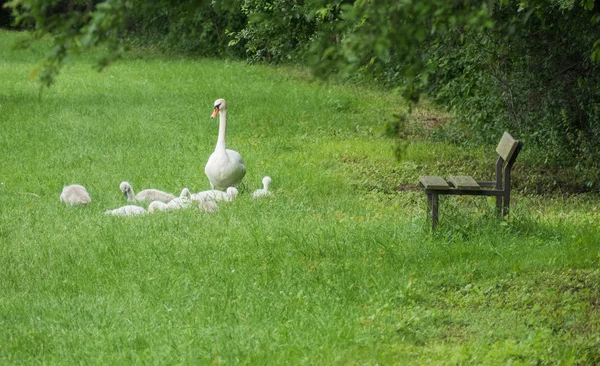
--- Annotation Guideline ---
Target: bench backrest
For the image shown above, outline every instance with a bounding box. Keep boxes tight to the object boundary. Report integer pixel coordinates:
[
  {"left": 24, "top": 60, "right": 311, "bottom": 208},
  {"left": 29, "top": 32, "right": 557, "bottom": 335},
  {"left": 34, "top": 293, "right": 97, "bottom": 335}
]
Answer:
[
  {"left": 494, "top": 131, "right": 523, "bottom": 191},
  {"left": 496, "top": 131, "right": 520, "bottom": 164}
]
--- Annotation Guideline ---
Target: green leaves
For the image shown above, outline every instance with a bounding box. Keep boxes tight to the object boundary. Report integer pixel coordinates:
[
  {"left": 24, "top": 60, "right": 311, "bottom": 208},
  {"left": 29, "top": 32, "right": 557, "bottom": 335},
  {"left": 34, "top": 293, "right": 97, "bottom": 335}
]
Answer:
[
  {"left": 4, "top": 0, "right": 133, "bottom": 87},
  {"left": 592, "top": 40, "right": 600, "bottom": 62}
]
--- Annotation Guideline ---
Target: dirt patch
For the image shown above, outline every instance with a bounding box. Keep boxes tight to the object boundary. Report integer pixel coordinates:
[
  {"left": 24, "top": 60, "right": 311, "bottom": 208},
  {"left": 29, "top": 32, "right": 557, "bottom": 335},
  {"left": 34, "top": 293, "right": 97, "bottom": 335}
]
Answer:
[
  {"left": 417, "top": 115, "right": 452, "bottom": 130},
  {"left": 410, "top": 104, "right": 452, "bottom": 131}
]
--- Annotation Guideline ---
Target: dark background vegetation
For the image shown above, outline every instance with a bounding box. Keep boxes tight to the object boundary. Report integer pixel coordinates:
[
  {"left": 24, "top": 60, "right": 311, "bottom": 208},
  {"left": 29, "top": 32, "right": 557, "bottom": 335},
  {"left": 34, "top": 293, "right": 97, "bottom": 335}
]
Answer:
[
  {"left": 0, "top": 1, "right": 12, "bottom": 28},
  {"left": 2, "top": 0, "right": 600, "bottom": 193}
]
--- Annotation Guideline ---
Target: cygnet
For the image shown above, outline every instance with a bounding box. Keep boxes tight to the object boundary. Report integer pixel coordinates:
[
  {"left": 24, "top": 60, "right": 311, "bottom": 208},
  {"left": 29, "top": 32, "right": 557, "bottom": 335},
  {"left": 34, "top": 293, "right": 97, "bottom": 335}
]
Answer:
[
  {"left": 120, "top": 181, "right": 174, "bottom": 203},
  {"left": 104, "top": 205, "right": 147, "bottom": 216},
  {"left": 166, "top": 188, "right": 193, "bottom": 210},
  {"left": 191, "top": 187, "right": 238, "bottom": 203},
  {"left": 252, "top": 176, "right": 272, "bottom": 199},
  {"left": 148, "top": 201, "right": 169, "bottom": 213},
  {"left": 199, "top": 200, "right": 219, "bottom": 213},
  {"left": 60, "top": 184, "right": 92, "bottom": 205}
]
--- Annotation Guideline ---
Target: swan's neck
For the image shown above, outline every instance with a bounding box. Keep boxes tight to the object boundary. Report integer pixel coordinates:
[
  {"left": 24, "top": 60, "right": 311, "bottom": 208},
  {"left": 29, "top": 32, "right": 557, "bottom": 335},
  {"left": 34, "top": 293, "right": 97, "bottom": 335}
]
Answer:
[
  {"left": 216, "top": 110, "right": 227, "bottom": 151},
  {"left": 126, "top": 187, "right": 135, "bottom": 201}
]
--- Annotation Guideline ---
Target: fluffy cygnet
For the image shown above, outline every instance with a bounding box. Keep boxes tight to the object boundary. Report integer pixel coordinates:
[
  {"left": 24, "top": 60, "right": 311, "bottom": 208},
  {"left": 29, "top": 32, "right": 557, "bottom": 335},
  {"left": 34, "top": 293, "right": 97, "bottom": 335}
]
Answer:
[
  {"left": 191, "top": 187, "right": 238, "bottom": 203},
  {"left": 120, "top": 181, "right": 175, "bottom": 203},
  {"left": 60, "top": 184, "right": 92, "bottom": 205},
  {"left": 148, "top": 189, "right": 193, "bottom": 213},
  {"left": 148, "top": 201, "right": 168, "bottom": 213},
  {"left": 104, "top": 205, "right": 147, "bottom": 216},
  {"left": 150, "top": 198, "right": 218, "bottom": 214},
  {"left": 166, "top": 188, "right": 193, "bottom": 210},
  {"left": 252, "top": 176, "right": 272, "bottom": 199},
  {"left": 199, "top": 200, "right": 219, "bottom": 213}
]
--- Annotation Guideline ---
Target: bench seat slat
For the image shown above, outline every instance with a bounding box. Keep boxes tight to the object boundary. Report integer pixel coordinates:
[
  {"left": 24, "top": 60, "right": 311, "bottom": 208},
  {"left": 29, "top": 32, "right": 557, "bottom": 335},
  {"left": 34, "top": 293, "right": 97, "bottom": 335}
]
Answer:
[
  {"left": 419, "top": 176, "right": 450, "bottom": 190},
  {"left": 448, "top": 176, "right": 480, "bottom": 190}
]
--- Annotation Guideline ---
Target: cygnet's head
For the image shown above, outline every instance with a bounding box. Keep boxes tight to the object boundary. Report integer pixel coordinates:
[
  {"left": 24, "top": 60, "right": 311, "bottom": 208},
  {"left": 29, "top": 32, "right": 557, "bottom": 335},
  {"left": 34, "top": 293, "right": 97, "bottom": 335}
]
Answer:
[
  {"left": 119, "top": 181, "right": 132, "bottom": 199},
  {"left": 211, "top": 98, "right": 227, "bottom": 118},
  {"left": 180, "top": 188, "right": 191, "bottom": 199},
  {"left": 226, "top": 187, "right": 239, "bottom": 198},
  {"left": 262, "top": 176, "right": 272, "bottom": 189},
  {"left": 119, "top": 181, "right": 131, "bottom": 192}
]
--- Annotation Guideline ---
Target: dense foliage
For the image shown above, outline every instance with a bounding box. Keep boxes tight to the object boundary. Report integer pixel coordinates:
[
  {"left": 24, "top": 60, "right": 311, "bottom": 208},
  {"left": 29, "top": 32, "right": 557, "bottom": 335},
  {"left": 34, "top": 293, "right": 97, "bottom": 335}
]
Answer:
[
  {"left": 124, "top": 0, "right": 245, "bottom": 58},
  {"left": 3, "top": 0, "right": 600, "bottom": 190},
  {"left": 424, "top": 2, "right": 600, "bottom": 189}
]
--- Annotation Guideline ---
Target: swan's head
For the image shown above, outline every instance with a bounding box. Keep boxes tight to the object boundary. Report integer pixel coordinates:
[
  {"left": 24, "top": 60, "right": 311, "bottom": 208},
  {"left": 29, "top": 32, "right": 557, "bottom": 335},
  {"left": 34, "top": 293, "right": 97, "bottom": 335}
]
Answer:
[
  {"left": 119, "top": 181, "right": 132, "bottom": 198},
  {"left": 262, "top": 176, "right": 272, "bottom": 189},
  {"left": 211, "top": 98, "right": 227, "bottom": 118},
  {"left": 226, "top": 187, "right": 239, "bottom": 198},
  {"left": 180, "top": 188, "right": 191, "bottom": 199}
]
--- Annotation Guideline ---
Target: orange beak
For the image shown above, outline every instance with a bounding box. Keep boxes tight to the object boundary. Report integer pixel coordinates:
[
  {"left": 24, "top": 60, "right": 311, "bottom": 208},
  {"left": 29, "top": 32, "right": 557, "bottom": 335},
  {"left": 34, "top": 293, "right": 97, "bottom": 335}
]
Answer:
[{"left": 211, "top": 107, "right": 219, "bottom": 118}]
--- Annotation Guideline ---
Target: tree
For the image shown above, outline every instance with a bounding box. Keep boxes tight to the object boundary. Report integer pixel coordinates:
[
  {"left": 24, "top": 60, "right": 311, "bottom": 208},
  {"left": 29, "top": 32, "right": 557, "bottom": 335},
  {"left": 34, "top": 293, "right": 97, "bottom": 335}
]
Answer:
[{"left": 4, "top": 0, "right": 600, "bottom": 189}]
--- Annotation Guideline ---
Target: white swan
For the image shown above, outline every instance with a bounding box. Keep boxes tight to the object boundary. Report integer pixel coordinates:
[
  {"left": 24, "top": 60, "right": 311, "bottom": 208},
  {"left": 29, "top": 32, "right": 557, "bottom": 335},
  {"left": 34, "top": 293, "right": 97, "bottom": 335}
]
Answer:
[
  {"left": 252, "top": 176, "right": 272, "bottom": 199},
  {"left": 191, "top": 187, "right": 238, "bottom": 203},
  {"left": 60, "top": 184, "right": 91, "bottom": 205},
  {"left": 120, "top": 181, "right": 175, "bottom": 203},
  {"left": 204, "top": 99, "right": 246, "bottom": 190},
  {"left": 105, "top": 205, "right": 147, "bottom": 216}
]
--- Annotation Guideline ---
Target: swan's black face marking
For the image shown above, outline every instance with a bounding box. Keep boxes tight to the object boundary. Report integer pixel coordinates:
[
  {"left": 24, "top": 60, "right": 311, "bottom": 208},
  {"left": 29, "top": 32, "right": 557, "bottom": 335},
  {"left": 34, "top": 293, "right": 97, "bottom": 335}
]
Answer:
[
  {"left": 123, "top": 191, "right": 128, "bottom": 199},
  {"left": 211, "top": 105, "right": 220, "bottom": 119}
]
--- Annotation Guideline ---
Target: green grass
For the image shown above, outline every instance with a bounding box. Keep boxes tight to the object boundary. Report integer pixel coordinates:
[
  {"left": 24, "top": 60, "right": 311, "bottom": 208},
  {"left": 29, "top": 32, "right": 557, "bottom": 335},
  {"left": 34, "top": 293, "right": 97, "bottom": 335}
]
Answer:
[{"left": 1, "top": 30, "right": 599, "bottom": 364}]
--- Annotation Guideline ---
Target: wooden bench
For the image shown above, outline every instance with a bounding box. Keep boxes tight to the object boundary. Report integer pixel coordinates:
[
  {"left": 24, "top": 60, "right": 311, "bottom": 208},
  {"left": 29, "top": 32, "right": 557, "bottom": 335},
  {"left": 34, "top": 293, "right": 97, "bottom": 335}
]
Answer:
[{"left": 418, "top": 132, "right": 524, "bottom": 230}]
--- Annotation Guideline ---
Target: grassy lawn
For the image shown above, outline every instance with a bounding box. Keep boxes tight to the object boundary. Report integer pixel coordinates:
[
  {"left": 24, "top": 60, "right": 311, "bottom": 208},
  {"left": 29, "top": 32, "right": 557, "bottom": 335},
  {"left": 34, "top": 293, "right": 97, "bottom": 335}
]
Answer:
[{"left": 1, "top": 30, "right": 599, "bottom": 364}]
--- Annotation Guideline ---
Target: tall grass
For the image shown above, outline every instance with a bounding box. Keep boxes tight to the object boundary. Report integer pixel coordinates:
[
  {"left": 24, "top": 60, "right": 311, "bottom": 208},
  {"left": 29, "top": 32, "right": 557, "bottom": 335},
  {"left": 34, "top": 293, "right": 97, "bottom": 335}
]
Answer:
[{"left": 1, "top": 30, "right": 599, "bottom": 364}]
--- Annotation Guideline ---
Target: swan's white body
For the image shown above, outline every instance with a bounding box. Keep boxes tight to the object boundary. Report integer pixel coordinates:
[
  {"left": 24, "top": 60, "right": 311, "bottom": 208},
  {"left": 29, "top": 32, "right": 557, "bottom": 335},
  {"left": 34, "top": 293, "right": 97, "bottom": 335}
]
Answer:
[
  {"left": 60, "top": 184, "right": 91, "bottom": 205},
  {"left": 191, "top": 187, "right": 238, "bottom": 203},
  {"left": 252, "top": 176, "right": 272, "bottom": 199},
  {"left": 120, "top": 181, "right": 174, "bottom": 203},
  {"left": 204, "top": 99, "right": 246, "bottom": 190},
  {"left": 105, "top": 205, "right": 147, "bottom": 216}
]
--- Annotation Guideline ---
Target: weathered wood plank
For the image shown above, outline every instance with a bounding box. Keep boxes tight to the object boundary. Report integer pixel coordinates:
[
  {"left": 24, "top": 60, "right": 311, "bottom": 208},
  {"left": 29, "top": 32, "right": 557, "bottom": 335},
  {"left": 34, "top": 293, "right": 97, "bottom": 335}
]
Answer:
[
  {"left": 448, "top": 175, "right": 480, "bottom": 190},
  {"left": 419, "top": 176, "right": 450, "bottom": 190},
  {"left": 496, "top": 131, "right": 519, "bottom": 162}
]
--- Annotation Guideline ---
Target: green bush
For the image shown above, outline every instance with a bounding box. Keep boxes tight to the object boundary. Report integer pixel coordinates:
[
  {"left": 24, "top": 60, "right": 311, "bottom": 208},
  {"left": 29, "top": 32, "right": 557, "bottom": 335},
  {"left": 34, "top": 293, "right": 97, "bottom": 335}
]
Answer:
[
  {"left": 228, "top": 0, "right": 319, "bottom": 63},
  {"left": 123, "top": 1, "right": 247, "bottom": 58},
  {"left": 423, "top": 2, "right": 600, "bottom": 190}
]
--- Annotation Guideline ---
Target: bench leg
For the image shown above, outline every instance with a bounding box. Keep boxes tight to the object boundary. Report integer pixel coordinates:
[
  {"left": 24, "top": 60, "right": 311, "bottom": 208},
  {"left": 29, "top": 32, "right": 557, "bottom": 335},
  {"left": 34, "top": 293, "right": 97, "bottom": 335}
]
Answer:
[
  {"left": 427, "top": 193, "right": 432, "bottom": 215},
  {"left": 495, "top": 195, "right": 502, "bottom": 218},
  {"left": 426, "top": 193, "right": 437, "bottom": 231},
  {"left": 431, "top": 193, "right": 439, "bottom": 231},
  {"left": 503, "top": 192, "right": 510, "bottom": 217},
  {"left": 425, "top": 192, "right": 439, "bottom": 231}
]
